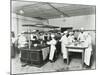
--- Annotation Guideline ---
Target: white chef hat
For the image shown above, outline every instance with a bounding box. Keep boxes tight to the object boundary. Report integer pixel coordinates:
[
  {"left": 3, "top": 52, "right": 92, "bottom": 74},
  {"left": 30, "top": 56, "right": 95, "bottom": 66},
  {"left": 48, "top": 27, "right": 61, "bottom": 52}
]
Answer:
[
  {"left": 33, "top": 30, "right": 36, "bottom": 32},
  {"left": 51, "top": 34, "right": 55, "bottom": 38},
  {"left": 64, "top": 31, "right": 68, "bottom": 34},
  {"left": 80, "top": 28, "right": 84, "bottom": 30}
]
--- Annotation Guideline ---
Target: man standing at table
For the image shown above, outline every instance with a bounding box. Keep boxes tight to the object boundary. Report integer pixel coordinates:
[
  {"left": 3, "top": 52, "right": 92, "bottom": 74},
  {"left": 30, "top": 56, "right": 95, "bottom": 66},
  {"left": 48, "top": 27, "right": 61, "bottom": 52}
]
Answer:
[
  {"left": 60, "top": 31, "right": 69, "bottom": 64},
  {"left": 78, "top": 28, "right": 86, "bottom": 43},
  {"left": 68, "top": 31, "right": 75, "bottom": 44}
]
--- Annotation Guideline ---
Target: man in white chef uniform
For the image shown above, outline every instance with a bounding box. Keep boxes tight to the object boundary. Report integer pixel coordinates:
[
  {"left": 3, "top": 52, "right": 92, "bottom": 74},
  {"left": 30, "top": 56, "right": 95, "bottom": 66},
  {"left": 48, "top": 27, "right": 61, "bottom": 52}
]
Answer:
[
  {"left": 60, "top": 31, "right": 69, "bottom": 64},
  {"left": 18, "top": 32, "right": 28, "bottom": 67},
  {"left": 68, "top": 31, "right": 75, "bottom": 44},
  {"left": 78, "top": 28, "right": 86, "bottom": 42},
  {"left": 83, "top": 32, "right": 92, "bottom": 68},
  {"left": 18, "top": 32, "right": 28, "bottom": 48},
  {"left": 47, "top": 34, "right": 57, "bottom": 63},
  {"left": 78, "top": 28, "right": 92, "bottom": 68}
]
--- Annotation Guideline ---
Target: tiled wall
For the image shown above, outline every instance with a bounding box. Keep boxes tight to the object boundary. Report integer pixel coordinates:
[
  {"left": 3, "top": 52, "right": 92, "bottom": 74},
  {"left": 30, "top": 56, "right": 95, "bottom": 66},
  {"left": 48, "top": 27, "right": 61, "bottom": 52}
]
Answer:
[{"left": 48, "top": 14, "right": 95, "bottom": 30}]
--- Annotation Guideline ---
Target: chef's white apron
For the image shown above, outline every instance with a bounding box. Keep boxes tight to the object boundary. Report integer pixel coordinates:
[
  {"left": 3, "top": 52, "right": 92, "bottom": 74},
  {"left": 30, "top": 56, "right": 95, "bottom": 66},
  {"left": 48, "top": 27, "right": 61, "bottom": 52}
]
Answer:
[
  {"left": 84, "top": 46, "right": 92, "bottom": 66},
  {"left": 84, "top": 35, "right": 92, "bottom": 66},
  {"left": 49, "top": 45, "right": 56, "bottom": 60},
  {"left": 61, "top": 43, "right": 67, "bottom": 59}
]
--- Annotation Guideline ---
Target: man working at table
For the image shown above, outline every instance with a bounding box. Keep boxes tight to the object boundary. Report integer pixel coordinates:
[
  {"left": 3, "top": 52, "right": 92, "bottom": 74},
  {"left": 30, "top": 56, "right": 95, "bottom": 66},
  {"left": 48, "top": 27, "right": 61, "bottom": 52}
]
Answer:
[
  {"left": 60, "top": 31, "right": 69, "bottom": 64},
  {"left": 77, "top": 28, "right": 86, "bottom": 42},
  {"left": 68, "top": 31, "right": 75, "bottom": 44},
  {"left": 78, "top": 28, "right": 92, "bottom": 68}
]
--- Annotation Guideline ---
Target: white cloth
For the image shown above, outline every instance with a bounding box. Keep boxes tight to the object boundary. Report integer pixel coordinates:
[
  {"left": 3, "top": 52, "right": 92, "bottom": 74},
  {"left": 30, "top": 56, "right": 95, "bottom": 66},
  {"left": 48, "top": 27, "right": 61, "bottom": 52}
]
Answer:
[
  {"left": 60, "top": 35, "right": 68, "bottom": 59},
  {"left": 84, "top": 35, "right": 92, "bottom": 66},
  {"left": 47, "top": 39, "right": 57, "bottom": 60}
]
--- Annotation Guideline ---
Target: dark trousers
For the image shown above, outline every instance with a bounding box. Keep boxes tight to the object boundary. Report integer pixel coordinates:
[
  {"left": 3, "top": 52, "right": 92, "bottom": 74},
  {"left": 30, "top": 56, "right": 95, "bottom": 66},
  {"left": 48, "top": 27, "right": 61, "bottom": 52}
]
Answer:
[{"left": 11, "top": 44, "right": 16, "bottom": 58}]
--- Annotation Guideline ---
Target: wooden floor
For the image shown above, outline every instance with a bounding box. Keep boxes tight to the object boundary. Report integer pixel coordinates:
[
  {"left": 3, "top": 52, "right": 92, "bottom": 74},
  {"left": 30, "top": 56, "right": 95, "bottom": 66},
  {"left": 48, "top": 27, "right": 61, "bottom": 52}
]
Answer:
[{"left": 11, "top": 53, "right": 96, "bottom": 74}]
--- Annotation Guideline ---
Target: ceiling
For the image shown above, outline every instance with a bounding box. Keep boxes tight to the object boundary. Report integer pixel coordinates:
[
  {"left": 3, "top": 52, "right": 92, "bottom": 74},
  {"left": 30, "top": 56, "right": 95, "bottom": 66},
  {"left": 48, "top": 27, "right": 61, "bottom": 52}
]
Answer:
[{"left": 12, "top": 0, "right": 96, "bottom": 20}]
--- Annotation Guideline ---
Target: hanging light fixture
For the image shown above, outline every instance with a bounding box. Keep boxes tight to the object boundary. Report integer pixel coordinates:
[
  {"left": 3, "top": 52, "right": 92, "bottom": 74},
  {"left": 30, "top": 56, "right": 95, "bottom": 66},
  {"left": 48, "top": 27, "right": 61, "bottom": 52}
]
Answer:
[{"left": 19, "top": 10, "right": 24, "bottom": 14}]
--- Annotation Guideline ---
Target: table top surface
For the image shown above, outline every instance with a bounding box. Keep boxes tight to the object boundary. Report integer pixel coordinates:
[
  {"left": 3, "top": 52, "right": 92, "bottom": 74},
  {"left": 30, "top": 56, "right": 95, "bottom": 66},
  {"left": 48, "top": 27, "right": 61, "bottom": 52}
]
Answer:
[
  {"left": 66, "top": 43, "right": 88, "bottom": 49},
  {"left": 20, "top": 45, "right": 49, "bottom": 51}
]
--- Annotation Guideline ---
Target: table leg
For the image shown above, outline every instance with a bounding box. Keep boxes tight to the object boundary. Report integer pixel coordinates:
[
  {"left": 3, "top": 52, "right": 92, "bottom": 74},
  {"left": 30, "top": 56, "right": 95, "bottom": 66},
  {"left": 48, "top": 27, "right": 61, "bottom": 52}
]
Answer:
[
  {"left": 82, "top": 50, "right": 84, "bottom": 68},
  {"left": 67, "top": 49, "right": 69, "bottom": 65}
]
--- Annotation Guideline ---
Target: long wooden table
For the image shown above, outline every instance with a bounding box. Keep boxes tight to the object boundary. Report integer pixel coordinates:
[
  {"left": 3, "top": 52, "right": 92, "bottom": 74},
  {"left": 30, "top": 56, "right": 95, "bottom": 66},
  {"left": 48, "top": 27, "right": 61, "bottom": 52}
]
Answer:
[{"left": 66, "top": 45, "right": 87, "bottom": 67}]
